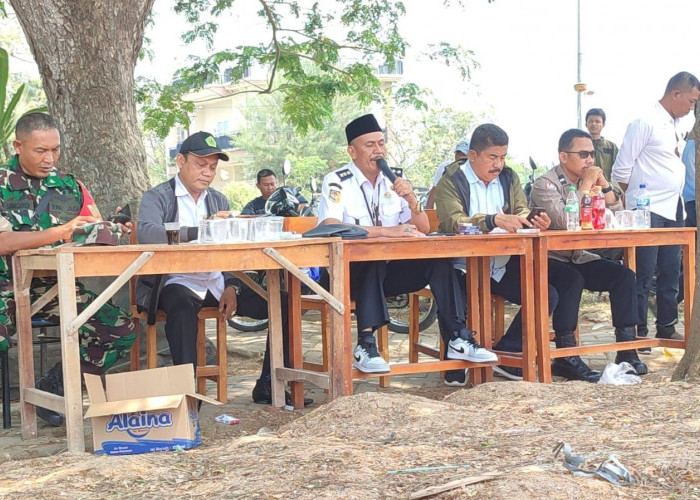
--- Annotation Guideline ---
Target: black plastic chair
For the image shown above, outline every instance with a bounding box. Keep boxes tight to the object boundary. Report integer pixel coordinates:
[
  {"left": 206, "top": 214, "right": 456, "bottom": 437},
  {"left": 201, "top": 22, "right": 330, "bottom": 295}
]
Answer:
[{"left": 1, "top": 318, "right": 60, "bottom": 429}]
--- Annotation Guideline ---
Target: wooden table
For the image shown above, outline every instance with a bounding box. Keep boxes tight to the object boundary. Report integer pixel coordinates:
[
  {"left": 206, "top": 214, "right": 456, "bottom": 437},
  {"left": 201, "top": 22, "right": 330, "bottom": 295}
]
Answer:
[
  {"left": 316, "top": 233, "right": 538, "bottom": 396},
  {"left": 533, "top": 228, "right": 696, "bottom": 382},
  {"left": 12, "top": 239, "right": 337, "bottom": 453}
]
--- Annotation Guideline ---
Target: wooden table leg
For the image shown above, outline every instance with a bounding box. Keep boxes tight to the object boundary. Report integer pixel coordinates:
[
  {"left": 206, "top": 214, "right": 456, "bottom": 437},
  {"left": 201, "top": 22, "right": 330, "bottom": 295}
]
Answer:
[
  {"left": 520, "top": 244, "right": 536, "bottom": 382},
  {"left": 267, "top": 269, "right": 285, "bottom": 408},
  {"left": 329, "top": 242, "right": 351, "bottom": 398},
  {"left": 683, "top": 237, "right": 695, "bottom": 347},
  {"left": 533, "top": 238, "right": 551, "bottom": 383},
  {"left": 475, "top": 257, "right": 491, "bottom": 383},
  {"left": 288, "top": 275, "right": 304, "bottom": 408},
  {"left": 13, "top": 256, "right": 37, "bottom": 439},
  {"left": 56, "top": 253, "right": 85, "bottom": 453}
]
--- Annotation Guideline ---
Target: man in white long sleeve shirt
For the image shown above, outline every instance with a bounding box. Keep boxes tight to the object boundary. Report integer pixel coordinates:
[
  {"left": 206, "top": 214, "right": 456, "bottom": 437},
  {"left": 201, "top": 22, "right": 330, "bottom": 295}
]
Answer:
[{"left": 611, "top": 71, "right": 700, "bottom": 343}]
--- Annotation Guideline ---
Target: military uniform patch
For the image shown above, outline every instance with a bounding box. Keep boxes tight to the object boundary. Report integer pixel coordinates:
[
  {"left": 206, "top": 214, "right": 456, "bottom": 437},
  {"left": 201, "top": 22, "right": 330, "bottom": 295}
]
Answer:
[
  {"left": 328, "top": 182, "right": 342, "bottom": 203},
  {"left": 545, "top": 179, "right": 558, "bottom": 190}
]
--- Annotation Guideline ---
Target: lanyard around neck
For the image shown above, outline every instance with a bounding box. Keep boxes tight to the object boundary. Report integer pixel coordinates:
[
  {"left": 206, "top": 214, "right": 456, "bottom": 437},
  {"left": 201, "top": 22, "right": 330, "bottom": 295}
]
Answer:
[{"left": 360, "top": 181, "right": 382, "bottom": 226}]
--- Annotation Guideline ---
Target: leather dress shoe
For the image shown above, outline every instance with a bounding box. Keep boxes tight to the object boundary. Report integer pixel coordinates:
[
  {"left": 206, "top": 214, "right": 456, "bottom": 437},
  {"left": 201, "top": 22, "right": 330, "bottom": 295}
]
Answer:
[
  {"left": 615, "top": 351, "right": 648, "bottom": 375},
  {"left": 252, "top": 378, "right": 313, "bottom": 407},
  {"left": 551, "top": 356, "right": 601, "bottom": 383}
]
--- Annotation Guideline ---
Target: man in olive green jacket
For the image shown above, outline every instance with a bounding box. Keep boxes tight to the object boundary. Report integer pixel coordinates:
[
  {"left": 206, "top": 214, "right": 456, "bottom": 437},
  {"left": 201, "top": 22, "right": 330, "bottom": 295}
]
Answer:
[{"left": 435, "top": 123, "right": 600, "bottom": 383}]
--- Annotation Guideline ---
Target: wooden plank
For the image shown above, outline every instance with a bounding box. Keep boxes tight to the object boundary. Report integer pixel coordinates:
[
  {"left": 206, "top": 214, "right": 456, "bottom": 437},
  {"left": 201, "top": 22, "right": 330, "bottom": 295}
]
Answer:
[
  {"left": 231, "top": 271, "right": 268, "bottom": 301},
  {"left": 533, "top": 237, "right": 552, "bottom": 383},
  {"left": 13, "top": 256, "right": 37, "bottom": 439},
  {"left": 263, "top": 247, "right": 345, "bottom": 314},
  {"left": 266, "top": 269, "right": 286, "bottom": 407},
  {"left": 329, "top": 242, "right": 352, "bottom": 398},
  {"left": 520, "top": 243, "right": 536, "bottom": 382},
  {"left": 56, "top": 252, "right": 85, "bottom": 453},
  {"left": 408, "top": 473, "right": 499, "bottom": 500},
  {"left": 276, "top": 367, "right": 330, "bottom": 389},
  {"left": 287, "top": 275, "right": 305, "bottom": 408},
  {"left": 70, "top": 251, "right": 153, "bottom": 332},
  {"left": 30, "top": 283, "right": 57, "bottom": 316},
  {"left": 352, "top": 359, "right": 498, "bottom": 378},
  {"left": 24, "top": 387, "right": 64, "bottom": 413}
]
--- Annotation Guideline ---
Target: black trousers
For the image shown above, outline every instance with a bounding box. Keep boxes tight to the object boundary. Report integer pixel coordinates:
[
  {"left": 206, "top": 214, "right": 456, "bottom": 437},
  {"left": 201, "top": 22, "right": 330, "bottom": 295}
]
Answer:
[
  {"left": 485, "top": 257, "right": 583, "bottom": 353},
  {"left": 159, "top": 283, "right": 289, "bottom": 381},
  {"left": 349, "top": 258, "right": 464, "bottom": 345},
  {"left": 562, "top": 259, "right": 637, "bottom": 328}
]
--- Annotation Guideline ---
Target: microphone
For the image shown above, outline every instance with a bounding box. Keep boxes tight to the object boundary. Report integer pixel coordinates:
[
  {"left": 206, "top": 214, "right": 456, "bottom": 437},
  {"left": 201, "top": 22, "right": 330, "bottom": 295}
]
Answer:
[{"left": 376, "top": 158, "right": 397, "bottom": 183}]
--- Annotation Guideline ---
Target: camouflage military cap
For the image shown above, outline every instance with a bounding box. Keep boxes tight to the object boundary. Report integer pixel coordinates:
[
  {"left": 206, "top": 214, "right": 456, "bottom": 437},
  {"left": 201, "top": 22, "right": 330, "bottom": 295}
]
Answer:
[{"left": 71, "top": 221, "right": 122, "bottom": 246}]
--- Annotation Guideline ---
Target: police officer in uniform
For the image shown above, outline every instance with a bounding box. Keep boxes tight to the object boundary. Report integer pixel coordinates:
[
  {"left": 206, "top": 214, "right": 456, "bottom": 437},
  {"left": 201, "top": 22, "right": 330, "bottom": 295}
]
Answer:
[
  {"left": 318, "top": 114, "right": 497, "bottom": 383},
  {"left": 530, "top": 128, "right": 647, "bottom": 375}
]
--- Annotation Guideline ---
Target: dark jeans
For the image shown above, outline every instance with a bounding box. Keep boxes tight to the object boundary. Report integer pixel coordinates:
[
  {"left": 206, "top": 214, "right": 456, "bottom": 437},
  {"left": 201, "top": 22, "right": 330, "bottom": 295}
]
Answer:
[
  {"left": 636, "top": 200, "right": 684, "bottom": 334},
  {"left": 349, "top": 259, "right": 464, "bottom": 346},
  {"left": 159, "top": 283, "right": 289, "bottom": 381},
  {"left": 563, "top": 259, "right": 637, "bottom": 328},
  {"left": 474, "top": 257, "right": 583, "bottom": 353}
]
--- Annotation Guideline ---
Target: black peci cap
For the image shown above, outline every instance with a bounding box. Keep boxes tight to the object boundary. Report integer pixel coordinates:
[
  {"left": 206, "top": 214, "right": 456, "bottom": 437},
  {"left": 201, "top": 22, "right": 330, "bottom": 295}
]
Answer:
[{"left": 345, "top": 114, "right": 383, "bottom": 145}]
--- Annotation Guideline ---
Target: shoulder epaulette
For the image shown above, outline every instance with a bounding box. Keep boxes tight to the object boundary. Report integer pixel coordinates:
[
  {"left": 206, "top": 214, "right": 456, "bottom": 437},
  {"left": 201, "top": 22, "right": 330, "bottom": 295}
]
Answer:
[
  {"left": 391, "top": 167, "right": 403, "bottom": 178},
  {"left": 557, "top": 173, "right": 568, "bottom": 185},
  {"left": 336, "top": 168, "right": 353, "bottom": 181}
]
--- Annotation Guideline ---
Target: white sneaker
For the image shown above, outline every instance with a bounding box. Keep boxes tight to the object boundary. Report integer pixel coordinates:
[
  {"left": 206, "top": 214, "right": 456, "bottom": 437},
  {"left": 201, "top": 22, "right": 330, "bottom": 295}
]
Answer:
[
  {"left": 353, "top": 344, "right": 390, "bottom": 373},
  {"left": 447, "top": 335, "right": 498, "bottom": 363}
]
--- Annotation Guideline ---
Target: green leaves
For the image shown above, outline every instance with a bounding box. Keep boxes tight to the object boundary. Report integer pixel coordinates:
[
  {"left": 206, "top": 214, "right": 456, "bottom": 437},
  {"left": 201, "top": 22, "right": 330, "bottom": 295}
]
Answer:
[{"left": 0, "top": 46, "right": 47, "bottom": 148}]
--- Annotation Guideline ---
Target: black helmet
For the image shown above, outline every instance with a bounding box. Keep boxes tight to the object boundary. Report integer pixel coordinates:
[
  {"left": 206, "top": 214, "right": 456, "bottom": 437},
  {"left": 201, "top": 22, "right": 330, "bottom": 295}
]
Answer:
[{"left": 265, "top": 186, "right": 301, "bottom": 216}]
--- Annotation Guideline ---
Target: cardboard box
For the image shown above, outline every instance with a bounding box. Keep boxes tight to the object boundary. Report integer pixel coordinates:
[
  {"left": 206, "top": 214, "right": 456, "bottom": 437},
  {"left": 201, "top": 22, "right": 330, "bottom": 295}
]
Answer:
[{"left": 84, "top": 364, "right": 221, "bottom": 456}]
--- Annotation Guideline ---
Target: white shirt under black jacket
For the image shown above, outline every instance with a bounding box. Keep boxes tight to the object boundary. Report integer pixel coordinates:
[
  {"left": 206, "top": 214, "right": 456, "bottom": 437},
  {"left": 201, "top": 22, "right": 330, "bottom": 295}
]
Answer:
[
  {"left": 318, "top": 161, "right": 412, "bottom": 227},
  {"left": 164, "top": 174, "right": 225, "bottom": 299},
  {"left": 612, "top": 101, "right": 693, "bottom": 220}
]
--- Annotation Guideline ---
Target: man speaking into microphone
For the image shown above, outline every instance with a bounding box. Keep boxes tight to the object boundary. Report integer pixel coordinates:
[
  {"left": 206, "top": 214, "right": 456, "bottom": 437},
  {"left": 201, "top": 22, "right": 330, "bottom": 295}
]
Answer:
[{"left": 318, "top": 114, "right": 497, "bottom": 384}]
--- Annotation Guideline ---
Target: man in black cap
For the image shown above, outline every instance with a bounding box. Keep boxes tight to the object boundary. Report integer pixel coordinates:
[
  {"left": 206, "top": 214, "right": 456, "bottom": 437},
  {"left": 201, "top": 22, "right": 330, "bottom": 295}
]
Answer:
[
  {"left": 317, "top": 114, "right": 497, "bottom": 385},
  {"left": 136, "top": 131, "right": 311, "bottom": 406}
]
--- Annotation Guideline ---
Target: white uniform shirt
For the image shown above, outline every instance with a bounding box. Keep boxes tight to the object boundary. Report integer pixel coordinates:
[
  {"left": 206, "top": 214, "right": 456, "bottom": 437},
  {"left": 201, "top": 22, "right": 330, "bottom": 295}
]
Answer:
[
  {"left": 461, "top": 161, "right": 509, "bottom": 282},
  {"left": 431, "top": 160, "right": 453, "bottom": 187},
  {"left": 164, "top": 174, "right": 225, "bottom": 300},
  {"left": 318, "top": 161, "right": 412, "bottom": 227},
  {"left": 612, "top": 101, "right": 691, "bottom": 220}
]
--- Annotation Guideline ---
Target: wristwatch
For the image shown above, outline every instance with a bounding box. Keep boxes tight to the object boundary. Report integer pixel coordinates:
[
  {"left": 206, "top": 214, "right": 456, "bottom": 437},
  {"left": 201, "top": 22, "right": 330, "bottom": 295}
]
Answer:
[
  {"left": 601, "top": 185, "right": 613, "bottom": 194},
  {"left": 229, "top": 284, "right": 241, "bottom": 295}
]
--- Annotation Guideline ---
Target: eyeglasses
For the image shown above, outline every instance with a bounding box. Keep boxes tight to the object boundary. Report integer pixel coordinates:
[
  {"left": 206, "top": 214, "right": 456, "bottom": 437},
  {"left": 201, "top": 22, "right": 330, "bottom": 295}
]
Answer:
[{"left": 564, "top": 150, "right": 597, "bottom": 159}]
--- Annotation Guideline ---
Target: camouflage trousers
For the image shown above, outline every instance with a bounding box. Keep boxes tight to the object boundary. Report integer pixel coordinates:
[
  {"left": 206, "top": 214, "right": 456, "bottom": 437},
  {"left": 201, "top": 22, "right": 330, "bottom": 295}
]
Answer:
[{"left": 0, "top": 278, "right": 136, "bottom": 375}]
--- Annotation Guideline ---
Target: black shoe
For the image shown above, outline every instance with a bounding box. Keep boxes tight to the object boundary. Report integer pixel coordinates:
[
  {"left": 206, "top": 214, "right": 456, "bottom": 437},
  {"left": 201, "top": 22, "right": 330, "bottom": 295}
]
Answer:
[
  {"left": 35, "top": 362, "right": 64, "bottom": 426},
  {"left": 443, "top": 369, "right": 468, "bottom": 387},
  {"left": 615, "top": 351, "right": 649, "bottom": 376},
  {"left": 655, "top": 324, "right": 684, "bottom": 340},
  {"left": 493, "top": 365, "right": 523, "bottom": 381},
  {"left": 551, "top": 356, "right": 601, "bottom": 383},
  {"left": 252, "top": 378, "right": 313, "bottom": 407}
]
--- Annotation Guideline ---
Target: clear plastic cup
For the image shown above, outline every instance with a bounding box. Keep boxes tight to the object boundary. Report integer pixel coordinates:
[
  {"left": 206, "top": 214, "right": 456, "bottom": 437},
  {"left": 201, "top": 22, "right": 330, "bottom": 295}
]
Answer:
[
  {"left": 229, "top": 218, "right": 249, "bottom": 242},
  {"left": 210, "top": 219, "right": 230, "bottom": 243},
  {"left": 615, "top": 210, "right": 633, "bottom": 229},
  {"left": 633, "top": 209, "right": 650, "bottom": 229},
  {"left": 199, "top": 220, "right": 214, "bottom": 243}
]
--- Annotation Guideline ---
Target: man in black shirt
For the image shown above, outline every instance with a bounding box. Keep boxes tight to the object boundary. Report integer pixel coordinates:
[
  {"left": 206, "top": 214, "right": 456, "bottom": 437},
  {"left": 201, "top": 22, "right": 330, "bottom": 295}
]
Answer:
[{"left": 241, "top": 168, "right": 307, "bottom": 215}]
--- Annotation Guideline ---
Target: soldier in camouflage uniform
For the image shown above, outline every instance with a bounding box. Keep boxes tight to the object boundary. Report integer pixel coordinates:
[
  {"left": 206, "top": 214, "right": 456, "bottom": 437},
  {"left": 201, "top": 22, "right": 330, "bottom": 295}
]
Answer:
[
  {"left": 0, "top": 112, "right": 136, "bottom": 426},
  {"left": 585, "top": 108, "right": 620, "bottom": 183}
]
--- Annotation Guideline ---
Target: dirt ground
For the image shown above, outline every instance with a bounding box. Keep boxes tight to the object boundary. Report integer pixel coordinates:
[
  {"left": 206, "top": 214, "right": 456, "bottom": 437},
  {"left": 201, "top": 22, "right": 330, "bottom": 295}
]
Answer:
[{"left": 0, "top": 294, "right": 697, "bottom": 499}]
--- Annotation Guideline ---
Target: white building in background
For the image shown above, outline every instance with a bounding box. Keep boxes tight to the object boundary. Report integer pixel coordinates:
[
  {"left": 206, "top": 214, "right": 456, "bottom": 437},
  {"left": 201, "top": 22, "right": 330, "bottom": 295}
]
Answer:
[{"left": 165, "top": 62, "right": 404, "bottom": 191}]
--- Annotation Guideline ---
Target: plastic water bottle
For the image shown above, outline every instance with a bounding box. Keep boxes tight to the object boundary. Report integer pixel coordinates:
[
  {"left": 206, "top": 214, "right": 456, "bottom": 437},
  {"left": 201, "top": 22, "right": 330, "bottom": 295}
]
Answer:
[
  {"left": 565, "top": 186, "right": 579, "bottom": 231},
  {"left": 635, "top": 184, "right": 651, "bottom": 229}
]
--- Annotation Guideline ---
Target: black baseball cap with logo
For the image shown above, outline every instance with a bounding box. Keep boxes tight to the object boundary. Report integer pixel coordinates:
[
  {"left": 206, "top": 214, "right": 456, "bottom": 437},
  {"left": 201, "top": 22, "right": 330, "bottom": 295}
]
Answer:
[{"left": 179, "top": 131, "right": 230, "bottom": 161}]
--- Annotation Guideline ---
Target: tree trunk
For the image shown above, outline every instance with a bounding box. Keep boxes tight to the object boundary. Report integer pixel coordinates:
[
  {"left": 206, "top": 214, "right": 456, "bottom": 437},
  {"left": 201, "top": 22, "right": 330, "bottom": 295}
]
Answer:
[
  {"left": 672, "top": 105, "right": 700, "bottom": 380},
  {"left": 9, "top": 0, "right": 154, "bottom": 213}
]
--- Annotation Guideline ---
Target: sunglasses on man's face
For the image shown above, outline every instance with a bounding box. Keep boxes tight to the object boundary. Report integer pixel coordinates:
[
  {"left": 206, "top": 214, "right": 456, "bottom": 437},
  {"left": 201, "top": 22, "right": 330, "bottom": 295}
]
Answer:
[{"left": 565, "top": 150, "right": 596, "bottom": 159}]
